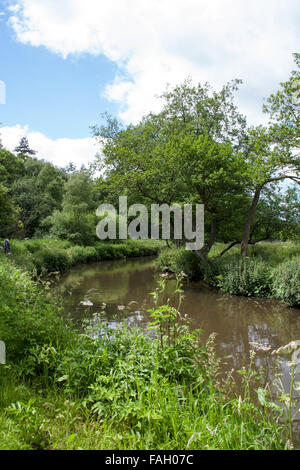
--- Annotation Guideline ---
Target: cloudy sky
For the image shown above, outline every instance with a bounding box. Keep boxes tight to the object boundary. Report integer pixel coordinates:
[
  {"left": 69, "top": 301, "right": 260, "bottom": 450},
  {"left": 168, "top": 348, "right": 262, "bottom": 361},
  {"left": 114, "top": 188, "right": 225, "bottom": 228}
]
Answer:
[{"left": 0, "top": 0, "right": 299, "bottom": 168}]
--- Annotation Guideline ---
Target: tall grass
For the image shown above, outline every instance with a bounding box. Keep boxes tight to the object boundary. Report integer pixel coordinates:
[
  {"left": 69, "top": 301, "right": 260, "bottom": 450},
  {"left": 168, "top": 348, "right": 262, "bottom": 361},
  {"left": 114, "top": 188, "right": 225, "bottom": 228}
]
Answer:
[{"left": 2, "top": 238, "right": 163, "bottom": 275}]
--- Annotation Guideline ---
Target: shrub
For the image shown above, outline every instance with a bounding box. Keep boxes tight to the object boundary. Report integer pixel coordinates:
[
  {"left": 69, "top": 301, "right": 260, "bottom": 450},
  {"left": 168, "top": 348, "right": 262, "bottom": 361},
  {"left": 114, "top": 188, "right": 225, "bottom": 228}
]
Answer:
[
  {"left": 156, "top": 248, "right": 184, "bottom": 274},
  {"left": 33, "top": 248, "right": 71, "bottom": 274},
  {"left": 217, "top": 257, "right": 271, "bottom": 297},
  {"left": 156, "top": 247, "right": 207, "bottom": 281},
  {"left": 271, "top": 257, "right": 300, "bottom": 307},
  {"left": 4, "top": 241, "right": 36, "bottom": 274},
  {"left": 67, "top": 246, "right": 97, "bottom": 265},
  {"left": 24, "top": 238, "right": 72, "bottom": 254},
  {"left": 45, "top": 210, "right": 97, "bottom": 246},
  {"left": 0, "top": 260, "right": 72, "bottom": 365}
]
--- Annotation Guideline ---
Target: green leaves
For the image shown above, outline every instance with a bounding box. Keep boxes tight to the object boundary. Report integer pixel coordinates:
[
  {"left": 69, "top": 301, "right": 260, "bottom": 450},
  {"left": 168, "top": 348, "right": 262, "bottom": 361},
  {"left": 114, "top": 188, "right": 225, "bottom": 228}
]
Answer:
[{"left": 256, "top": 388, "right": 282, "bottom": 413}]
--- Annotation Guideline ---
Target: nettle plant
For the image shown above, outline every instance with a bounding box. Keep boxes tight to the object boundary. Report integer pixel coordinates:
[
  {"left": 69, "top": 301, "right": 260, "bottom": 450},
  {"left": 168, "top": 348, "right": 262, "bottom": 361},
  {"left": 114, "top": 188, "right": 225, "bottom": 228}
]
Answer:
[{"left": 148, "top": 271, "right": 187, "bottom": 348}]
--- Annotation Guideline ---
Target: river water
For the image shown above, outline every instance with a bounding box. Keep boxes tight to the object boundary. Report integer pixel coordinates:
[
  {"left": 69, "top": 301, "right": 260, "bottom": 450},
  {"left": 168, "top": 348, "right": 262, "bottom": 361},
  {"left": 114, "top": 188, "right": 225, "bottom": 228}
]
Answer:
[{"left": 58, "top": 256, "right": 300, "bottom": 444}]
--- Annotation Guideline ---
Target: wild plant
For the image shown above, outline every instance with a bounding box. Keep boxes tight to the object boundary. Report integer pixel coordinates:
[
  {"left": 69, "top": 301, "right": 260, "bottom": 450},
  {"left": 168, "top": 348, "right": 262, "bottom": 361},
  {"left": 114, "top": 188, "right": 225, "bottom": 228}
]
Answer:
[
  {"left": 271, "top": 341, "right": 300, "bottom": 447},
  {"left": 148, "top": 271, "right": 187, "bottom": 347}
]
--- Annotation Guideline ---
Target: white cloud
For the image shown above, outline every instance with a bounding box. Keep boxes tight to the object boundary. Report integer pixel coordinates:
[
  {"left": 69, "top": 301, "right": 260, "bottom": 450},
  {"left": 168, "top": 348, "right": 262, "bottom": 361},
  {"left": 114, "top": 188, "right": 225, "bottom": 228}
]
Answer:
[
  {"left": 7, "top": 0, "right": 300, "bottom": 124},
  {"left": 0, "top": 124, "right": 97, "bottom": 168}
]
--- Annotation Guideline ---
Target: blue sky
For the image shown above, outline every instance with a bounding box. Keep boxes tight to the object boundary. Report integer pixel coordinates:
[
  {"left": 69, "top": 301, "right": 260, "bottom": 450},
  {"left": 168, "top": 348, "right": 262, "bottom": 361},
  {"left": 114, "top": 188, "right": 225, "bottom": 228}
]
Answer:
[
  {"left": 0, "top": 0, "right": 299, "bottom": 167},
  {"left": 0, "top": 8, "right": 120, "bottom": 139}
]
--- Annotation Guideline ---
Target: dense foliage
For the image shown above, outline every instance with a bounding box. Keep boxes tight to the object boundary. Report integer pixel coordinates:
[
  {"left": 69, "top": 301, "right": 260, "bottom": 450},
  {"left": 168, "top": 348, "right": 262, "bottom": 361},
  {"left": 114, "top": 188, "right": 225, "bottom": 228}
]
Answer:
[
  {"left": 156, "top": 242, "right": 300, "bottom": 307},
  {"left": 5, "top": 238, "right": 162, "bottom": 275}
]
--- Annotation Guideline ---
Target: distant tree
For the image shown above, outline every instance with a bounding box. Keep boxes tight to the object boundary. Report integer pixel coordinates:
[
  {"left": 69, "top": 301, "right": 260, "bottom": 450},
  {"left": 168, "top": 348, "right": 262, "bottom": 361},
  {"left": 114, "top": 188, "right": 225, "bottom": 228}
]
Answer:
[
  {"left": 0, "top": 148, "right": 24, "bottom": 185},
  {"left": 0, "top": 183, "right": 16, "bottom": 236},
  {"left": 14, "top": 137, "right": 36, "bottom": 157},
  {"left": 279, "top": 186, "right": 300, "bottom": 241},
  {"left": 36, "top": 162, "right": 65, "bottom": 205},
  {"left": 11, "top": 158, "right": 66, "bottom": 237},
  {"left": 62, "top": 172, "right": 96, "bottom": 214},
  {"left": 64, "top": 162, "right": 77, "bottom": 175},
  {"left": 12, "top": 179, "right": 57, "bottom": 237},
  {"left": 44, "top": 172, "right": 98, "bottom": 245}
]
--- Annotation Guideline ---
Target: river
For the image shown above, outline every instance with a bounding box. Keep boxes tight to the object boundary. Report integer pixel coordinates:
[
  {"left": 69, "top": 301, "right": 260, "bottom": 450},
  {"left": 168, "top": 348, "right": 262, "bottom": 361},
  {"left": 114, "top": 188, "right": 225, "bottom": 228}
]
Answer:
[{"left": 58, "top": 256, "right": 300, "bottom": 444}]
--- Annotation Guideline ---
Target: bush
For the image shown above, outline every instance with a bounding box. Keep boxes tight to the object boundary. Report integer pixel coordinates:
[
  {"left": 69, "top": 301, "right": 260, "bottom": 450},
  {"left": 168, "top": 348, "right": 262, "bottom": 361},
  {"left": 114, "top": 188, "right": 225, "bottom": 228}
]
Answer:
[
  {"left": 271, "top": 257, "right": 300, "bottom": 307},
  {"left": 216, "top": 257, "right": 271, "bottom": 297},
  {"left": 156, "top": 247, "right": 209, "bottom": 281},
  {"left": 24, "top": 238, "right": 72, "bottom": 254},
  {"left": 33, "top": 248, "right": 71, "bottom": 274},
  {"left": 67, "top": 246, "right": 98, "bottom": 265},
  {"left": 45, "top": 210, "right": 97, "bottom": 246},
  {"left": 0, "top": 260, "right": 72, "bottom": 365}
]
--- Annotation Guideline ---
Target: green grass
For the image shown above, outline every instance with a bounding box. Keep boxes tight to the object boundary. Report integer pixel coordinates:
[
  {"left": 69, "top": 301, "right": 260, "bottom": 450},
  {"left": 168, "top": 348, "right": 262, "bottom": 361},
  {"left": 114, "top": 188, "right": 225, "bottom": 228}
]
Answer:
[
  {"left": 2, "top": 238, "right": 164, "bottom": 275},
  {"left": 208, "top": 241, "right": 300, "bottom": 263},
  {"left": 0, "top": 256, "right": 290, "bottom": 450},
  {"left": 0, "top": 365, "right": 286, "bottom": 450}
]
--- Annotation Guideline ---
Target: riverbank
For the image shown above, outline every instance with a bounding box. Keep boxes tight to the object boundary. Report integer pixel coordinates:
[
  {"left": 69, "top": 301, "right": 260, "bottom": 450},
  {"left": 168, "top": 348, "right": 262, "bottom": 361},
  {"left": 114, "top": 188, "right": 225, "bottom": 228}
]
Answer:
[
  {"left": 3, "top": 238, "right": 164, "bottom": 275},
  {"left": 0, "top": 256, "right": 292, "bottom": 450},
  {"left": 156, "top": 241, "right": 300, "bottom": 307}
]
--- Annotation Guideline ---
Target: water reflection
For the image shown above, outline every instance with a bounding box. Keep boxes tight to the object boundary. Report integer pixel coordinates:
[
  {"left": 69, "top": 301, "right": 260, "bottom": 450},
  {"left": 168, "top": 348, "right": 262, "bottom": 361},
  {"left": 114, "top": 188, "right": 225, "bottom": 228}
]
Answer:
[{"left": 59, "top": 257, "right": 300, "bottom": 370}]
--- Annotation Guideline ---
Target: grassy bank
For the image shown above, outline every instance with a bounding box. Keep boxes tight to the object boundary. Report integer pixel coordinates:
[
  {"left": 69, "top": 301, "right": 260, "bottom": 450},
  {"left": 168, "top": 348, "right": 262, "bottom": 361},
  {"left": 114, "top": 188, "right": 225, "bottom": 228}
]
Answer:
[
  {"left": 2, "top": 238, "right": 163, "bottom": 275},
  {"left": 0, "top": 257, "right": 291, "bottom": 450},
  {"left": 156, "top": 242, "right": 300, "bottom": 307}
]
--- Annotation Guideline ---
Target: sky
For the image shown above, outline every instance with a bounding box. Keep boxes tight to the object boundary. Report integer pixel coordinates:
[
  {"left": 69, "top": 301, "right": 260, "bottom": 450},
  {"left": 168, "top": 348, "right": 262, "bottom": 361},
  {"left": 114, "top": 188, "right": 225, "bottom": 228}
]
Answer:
[{"left": 0, "top": 0, "right": 299, "bottom": 168}]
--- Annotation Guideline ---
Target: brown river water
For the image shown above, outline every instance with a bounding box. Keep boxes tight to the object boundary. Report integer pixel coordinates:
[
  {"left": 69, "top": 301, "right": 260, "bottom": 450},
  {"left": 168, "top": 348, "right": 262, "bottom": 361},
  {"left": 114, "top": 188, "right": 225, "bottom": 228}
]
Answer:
[{"left": 58, "top": 256, "right": 300, "bottom": 445}]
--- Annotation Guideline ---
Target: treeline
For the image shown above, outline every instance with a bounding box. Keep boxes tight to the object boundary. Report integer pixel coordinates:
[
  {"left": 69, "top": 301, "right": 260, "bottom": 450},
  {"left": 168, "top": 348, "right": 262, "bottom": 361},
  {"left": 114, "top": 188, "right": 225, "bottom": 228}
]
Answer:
[
  {"left": 0, "top": 137, "right": 105, "bottom": 245},
  {"left": 0, "top": 55, "right": 299, "bottom": 254}
]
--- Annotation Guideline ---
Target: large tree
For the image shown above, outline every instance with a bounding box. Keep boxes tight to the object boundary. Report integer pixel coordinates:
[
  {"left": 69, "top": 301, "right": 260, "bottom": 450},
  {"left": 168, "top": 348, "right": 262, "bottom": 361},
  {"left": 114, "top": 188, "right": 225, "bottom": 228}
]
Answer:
[
  {"left": 240, "top": 55, "right": 300, "bottom": 256},
  {"left": 93, "top": 80, "right": 249, "bottom": 261},
  {"left": 44, "top": 171, "right": 99, "bottom": 245},
  {"left": 0, "top": 148, "right": 24, "bottom": 236},
  {"left": 11, "top": 158, "right": 66, "bottom": 237}
]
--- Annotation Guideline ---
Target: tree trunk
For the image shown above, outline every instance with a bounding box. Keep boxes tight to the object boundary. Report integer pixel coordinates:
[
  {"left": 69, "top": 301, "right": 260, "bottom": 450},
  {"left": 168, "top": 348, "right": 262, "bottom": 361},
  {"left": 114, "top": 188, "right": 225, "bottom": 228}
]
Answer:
[
  {"left": 196, "top": 217, "right": 217, "bottom": 264},
  {"left": 241, "top": 186, "right": 262, "bottom": 257}
]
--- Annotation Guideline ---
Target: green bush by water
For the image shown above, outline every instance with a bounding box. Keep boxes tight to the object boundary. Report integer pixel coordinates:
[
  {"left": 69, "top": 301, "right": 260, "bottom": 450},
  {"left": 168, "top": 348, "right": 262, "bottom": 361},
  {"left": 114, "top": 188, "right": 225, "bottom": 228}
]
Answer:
[
  {"left": 0, "top": 259, "right": 73, "bottom": 364},
  {"left": 272, "top": 257, "right": 300, "bottom": 307},
  {"left": 216, "top": 257, "right": 271, "bottom": 297},
  {"left": 156, "top": 242, "right": 300, "bottom": 306},
  {"left": 3, "top": 238, "right": 163, "bottom": 275}
]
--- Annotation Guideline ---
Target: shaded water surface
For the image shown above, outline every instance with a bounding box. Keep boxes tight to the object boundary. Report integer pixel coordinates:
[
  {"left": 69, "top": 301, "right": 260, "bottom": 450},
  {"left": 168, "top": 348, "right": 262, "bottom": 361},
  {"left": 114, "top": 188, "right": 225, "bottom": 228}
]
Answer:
[{"left": 59, "top": 257, "right": 300, "bottom": 366}]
